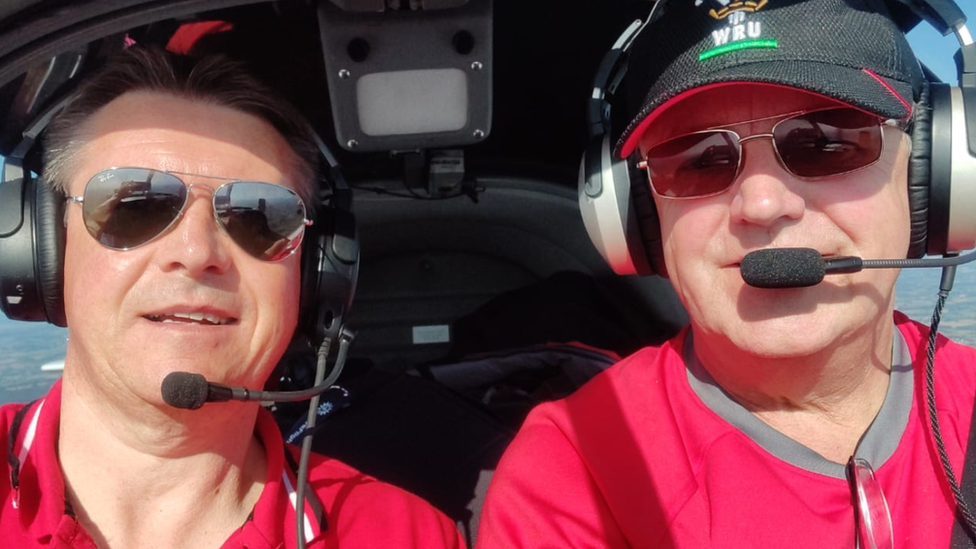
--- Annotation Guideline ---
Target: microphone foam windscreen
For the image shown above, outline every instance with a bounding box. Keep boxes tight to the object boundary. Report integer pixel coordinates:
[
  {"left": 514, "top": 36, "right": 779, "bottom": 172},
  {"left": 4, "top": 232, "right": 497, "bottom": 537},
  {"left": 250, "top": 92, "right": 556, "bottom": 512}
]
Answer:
[
  {"left": 740, "top": 248, "right": 825, "bottom": 288},
  {"left": 161, "top": 372, "right": 209, "bottom": 410}
]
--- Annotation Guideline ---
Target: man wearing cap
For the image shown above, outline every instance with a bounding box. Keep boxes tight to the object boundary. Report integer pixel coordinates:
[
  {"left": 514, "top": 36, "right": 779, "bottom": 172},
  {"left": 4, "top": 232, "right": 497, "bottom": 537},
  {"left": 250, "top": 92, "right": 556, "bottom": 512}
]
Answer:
[{"left": 476, "top": 0, "right": 976, "bottom": 547}]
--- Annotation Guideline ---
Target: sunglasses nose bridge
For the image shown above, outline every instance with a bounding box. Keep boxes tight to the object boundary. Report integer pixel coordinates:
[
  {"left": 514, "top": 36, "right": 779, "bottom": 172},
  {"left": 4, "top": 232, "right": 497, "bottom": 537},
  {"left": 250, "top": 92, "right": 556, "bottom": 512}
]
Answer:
[
  {"left": 183, "top": 182, "right": 219, "bottom": 197},
  {"left": 178, "top": 183, "right": 231, "bottom": 235},
  {"left": 726, "top": 133, "right": 809, "bottom": 221},
  {"left": 160, "top": 183, "right": 237, "bottom": 265},
  {"left": 735, "top": 132, "right": 797, "bottom": 181},
  {"left": 183, "top": 180, "right": 222, "bottom": 213},
  {"left": 737, "top": 132, "right": 774, "bottom": 145}
]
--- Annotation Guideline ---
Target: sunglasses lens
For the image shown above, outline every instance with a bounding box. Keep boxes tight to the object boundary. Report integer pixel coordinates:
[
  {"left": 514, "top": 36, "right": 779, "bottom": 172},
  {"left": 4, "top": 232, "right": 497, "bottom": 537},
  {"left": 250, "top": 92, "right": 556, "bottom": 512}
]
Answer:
[
  {"left": 644, "top": 131, "right": 741, "bottom": 198},
  {"left": 214, "top": 182, "right": 307, "bottom": 261},
  {"left": 774, "top": 109, "right": 883, "bottom": 178},
  {"left": 82, "top": 168, "right": 186, "bottom": 249},
  {"left": 849, "top": 458, "right": 894, "bottom": 549}
]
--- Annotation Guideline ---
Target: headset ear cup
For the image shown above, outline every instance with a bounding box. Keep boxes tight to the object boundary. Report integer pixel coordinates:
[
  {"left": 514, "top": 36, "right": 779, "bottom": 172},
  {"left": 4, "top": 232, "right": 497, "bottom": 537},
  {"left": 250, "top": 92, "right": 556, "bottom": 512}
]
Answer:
[
  {"left": 906, "top": 80, "right": 932, "bottom": 259},
  {"left": 628, "top": 158, "right": 667, "bottom": 277},
  {"left": 30, "top": 177, "right": 67, "bottom": 327},
  {"left": 299, "top": 205, "right": 359, "bottom": 343},
  {"left": 299, "top": 217, "right": 323, "bottom": 341},
  {"left": 578, "top": 133, "right": 657, "bottom": 276}
]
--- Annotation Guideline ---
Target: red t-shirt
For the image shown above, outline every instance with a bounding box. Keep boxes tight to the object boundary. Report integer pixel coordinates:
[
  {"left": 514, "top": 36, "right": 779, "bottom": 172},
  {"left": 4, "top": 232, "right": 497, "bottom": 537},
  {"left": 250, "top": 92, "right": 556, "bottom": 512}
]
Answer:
[
  {"left": 0, "top": 380, "right": 464, "bottom": 549},
  {"left": 477, "top": 312, "right": 976, "bottom": 548}
]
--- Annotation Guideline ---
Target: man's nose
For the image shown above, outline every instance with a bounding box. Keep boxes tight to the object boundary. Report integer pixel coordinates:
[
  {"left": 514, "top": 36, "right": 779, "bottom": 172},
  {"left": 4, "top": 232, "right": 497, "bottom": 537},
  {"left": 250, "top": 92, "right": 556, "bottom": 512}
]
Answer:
[
  {"left": 155, "top": 188, "right": 233, "bottom": 276},
  {"left": 727, "top": 137, "right": 807, "bottom": 228}
]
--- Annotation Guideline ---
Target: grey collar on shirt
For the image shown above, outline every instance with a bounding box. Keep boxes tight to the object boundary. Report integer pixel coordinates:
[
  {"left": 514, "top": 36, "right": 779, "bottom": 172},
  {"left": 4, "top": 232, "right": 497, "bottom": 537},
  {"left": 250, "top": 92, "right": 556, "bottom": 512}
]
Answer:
[{"left": 684, "top": 327, "right": 913, "bottom": 479}]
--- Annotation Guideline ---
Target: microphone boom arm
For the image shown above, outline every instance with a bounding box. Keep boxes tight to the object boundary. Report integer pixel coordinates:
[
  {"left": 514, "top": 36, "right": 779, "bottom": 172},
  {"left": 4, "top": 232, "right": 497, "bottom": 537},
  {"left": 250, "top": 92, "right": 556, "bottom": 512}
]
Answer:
[{"left": 825, "top": 249, "right": 976, "bottom": 274}]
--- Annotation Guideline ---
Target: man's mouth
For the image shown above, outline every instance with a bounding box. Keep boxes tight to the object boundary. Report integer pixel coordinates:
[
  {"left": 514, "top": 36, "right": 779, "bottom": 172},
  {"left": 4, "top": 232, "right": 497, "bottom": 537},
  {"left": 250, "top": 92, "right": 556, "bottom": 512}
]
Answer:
[{"left": 145, "top": 312, "right": 235, "bottom": 326}]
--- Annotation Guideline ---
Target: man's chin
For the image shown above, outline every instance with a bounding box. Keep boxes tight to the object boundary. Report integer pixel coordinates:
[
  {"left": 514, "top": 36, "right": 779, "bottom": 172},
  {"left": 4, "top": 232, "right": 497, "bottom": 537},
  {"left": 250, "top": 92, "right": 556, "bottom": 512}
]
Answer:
[{"left": 721, "top": 316, "right": 845, "bottom": 359}]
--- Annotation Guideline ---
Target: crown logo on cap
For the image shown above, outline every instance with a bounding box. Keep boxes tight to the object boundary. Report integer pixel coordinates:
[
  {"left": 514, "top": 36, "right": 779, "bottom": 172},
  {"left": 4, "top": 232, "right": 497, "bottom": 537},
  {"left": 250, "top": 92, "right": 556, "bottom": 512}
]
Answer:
[{"left": 695, "top": 0, "right": 769, "bottom": 20}]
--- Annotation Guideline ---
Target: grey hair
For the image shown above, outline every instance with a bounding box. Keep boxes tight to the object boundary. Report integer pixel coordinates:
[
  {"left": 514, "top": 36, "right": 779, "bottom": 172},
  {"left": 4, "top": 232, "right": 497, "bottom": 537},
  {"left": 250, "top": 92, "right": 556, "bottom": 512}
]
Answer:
[{"left": 42, "top": 46, "right": 320, "bottom": 210}]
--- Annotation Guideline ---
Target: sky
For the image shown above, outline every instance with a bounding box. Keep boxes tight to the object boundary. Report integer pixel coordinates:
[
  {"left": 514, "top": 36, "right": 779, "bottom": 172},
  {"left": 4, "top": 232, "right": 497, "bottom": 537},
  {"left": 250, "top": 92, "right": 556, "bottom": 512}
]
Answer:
[{"left": 906, "top": 2, "right": 976, "bottom": 84}]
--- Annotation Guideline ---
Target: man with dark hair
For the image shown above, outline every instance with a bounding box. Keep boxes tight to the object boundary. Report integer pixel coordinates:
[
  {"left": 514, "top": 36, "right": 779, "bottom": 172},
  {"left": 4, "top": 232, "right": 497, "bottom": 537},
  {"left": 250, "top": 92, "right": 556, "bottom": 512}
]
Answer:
[
  {"left": 0, "top": 47, "right": 464, "bottom": 548},
  {"left": 478, "top": 1, "right": 976, "bottom": 547}
]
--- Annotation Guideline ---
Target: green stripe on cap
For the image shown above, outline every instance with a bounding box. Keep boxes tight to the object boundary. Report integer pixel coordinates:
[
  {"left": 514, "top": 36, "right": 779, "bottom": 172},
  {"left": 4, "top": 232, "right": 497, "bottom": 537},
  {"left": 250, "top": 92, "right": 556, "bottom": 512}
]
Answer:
[{"left": 699, "top": 39, "right": 778, "bottom": 61}]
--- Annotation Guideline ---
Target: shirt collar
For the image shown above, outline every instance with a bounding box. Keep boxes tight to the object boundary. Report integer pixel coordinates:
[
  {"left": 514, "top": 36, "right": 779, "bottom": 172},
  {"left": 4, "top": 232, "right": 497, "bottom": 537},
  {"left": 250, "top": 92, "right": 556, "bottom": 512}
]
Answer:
[
  {"left": 10, "top": 378, "right": 72, "bottom": 544},
  {"left": 10, "top": 382, "right": 323, "bottom": 547}
]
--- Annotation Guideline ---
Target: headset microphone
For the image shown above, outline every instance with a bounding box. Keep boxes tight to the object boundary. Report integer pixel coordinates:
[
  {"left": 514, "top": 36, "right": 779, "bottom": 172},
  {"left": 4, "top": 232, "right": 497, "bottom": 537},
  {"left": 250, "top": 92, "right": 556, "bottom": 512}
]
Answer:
[
  {"left": 160, "top": 328, "right": 355, "bottom": 410},
  {"left": 740, "top": 247, "right": 976, "bottom": 288},
  {"left": 162, "top": 371, "right": 337, "bottom": 410}
]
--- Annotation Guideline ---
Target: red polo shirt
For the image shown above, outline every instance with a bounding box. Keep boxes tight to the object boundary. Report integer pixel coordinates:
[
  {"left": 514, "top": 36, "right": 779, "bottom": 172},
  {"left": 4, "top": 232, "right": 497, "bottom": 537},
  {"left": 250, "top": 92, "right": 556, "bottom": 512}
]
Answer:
[
  {"left": 477, "top": 312, "right": 976, "bottom": 548},
  {"left": 1, "top": 380, "right": 464, "bottom": 548}
]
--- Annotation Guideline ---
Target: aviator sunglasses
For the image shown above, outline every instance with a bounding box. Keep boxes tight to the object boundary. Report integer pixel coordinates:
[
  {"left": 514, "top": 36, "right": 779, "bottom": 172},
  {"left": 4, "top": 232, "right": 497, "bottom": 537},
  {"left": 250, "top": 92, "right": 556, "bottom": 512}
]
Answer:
[
  {"left": 639, "top": 107, "right": 896, "bottom": 199},
  {"left": 66, "top": 167, "right": 312, "bottom": 261}
]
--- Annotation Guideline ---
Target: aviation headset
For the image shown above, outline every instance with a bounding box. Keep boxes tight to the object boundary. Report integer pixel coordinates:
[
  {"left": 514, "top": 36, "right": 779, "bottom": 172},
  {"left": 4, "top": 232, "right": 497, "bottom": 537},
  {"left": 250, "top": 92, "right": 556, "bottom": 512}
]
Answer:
[
  {"left": 0, "top": 67, "right": 359, "bottom": 345},
  {"left": 580, "top": 0, "right": 976, "bottom": 277}
]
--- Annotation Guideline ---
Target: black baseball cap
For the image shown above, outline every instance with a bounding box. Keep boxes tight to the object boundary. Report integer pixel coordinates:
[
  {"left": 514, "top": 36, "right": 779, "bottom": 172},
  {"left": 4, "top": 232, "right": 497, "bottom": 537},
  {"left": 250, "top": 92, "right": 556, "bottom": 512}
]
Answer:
[{"left": 616, "top": 0, "right": 925, "bottom": 158}]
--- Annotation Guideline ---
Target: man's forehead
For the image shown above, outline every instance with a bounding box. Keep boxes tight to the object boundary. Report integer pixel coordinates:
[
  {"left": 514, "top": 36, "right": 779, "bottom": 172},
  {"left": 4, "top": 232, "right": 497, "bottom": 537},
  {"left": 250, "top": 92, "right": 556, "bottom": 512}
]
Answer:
[
  {"left": 85, "top": 91, "right": 269, "bottom": 138},
  {"left": 73, "top": 92, "right": 298, "bottom": 186}
]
